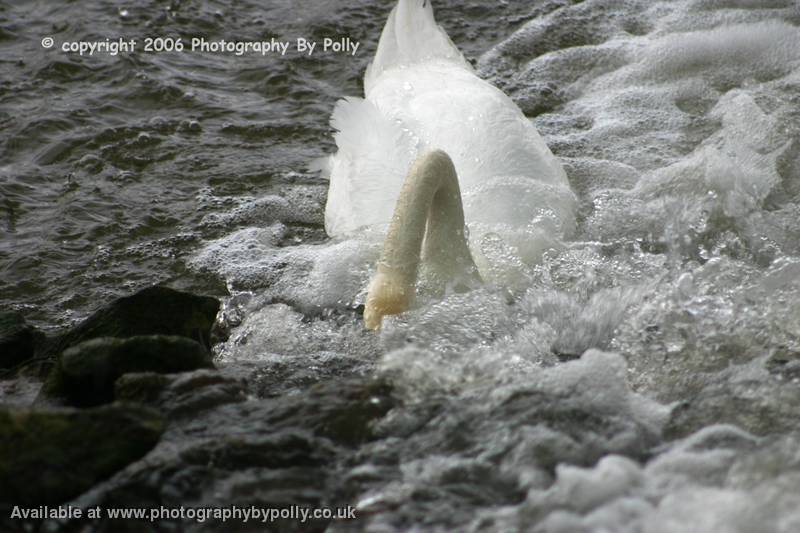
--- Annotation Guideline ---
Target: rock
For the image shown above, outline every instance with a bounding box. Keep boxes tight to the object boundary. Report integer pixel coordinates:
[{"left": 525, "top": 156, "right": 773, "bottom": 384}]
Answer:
[
  {"left": 113, "top": 372, "right": 172, "bottom": 405},
  {"left": 235, "top": 354, "right": 368, "bottom": 399},
  {"left": 42, "top": 335, "right": 215, "bottom": 407},
  {"left": 0, "top": 377, "right": 42, "bottom": 407},
  {"left": 314, "top": 378, "right": 397, "bottom": 446},
  {"left": 0, "top": 402, "right": 163, "bottom": 507},
  {"left": 27, "top": 377, "right": 394, "bottom": 533},
  {"left": 0, "top": 311, "right": 43, "bottom": 371},
  {"left": 115, "top": 369, "right": 247, "bottom": 417},
  {"left": 40, "top": 286, "right": 219, "bottom": 373},
  {"left": 255, "top": 377, "right": 397, "bottom": 447},
  {"left": 765, "top": 346, "right": 800, "bottom": 380},
  {"left": 664, "top": 377, "right": 800, "bottom": 439}
]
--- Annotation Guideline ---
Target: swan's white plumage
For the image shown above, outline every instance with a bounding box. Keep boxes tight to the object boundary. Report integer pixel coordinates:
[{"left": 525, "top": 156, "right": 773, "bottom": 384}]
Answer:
[
  {"left": 324, "top": 0, "right": 576, "bottom": 278},
  {"left": 364, "top": 0, "right": 472, "bottom": 93}
]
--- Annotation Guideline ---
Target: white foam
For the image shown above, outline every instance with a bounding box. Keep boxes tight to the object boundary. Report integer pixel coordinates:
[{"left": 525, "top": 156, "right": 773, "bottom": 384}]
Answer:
[
  {"left": 193, "top": 1, "right": 800, "bottom": 529},
  {"left": 214, "top": 302, "right": 377, "bottom": 362}
]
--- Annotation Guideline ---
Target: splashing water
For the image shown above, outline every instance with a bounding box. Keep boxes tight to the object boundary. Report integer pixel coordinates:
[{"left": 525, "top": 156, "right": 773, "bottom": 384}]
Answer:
[
  {"left": 194, "top": 1, "right": 800, "bottom": 530},
  {"left": 12, "top": 0, "right": 785, "bottom": 529}
]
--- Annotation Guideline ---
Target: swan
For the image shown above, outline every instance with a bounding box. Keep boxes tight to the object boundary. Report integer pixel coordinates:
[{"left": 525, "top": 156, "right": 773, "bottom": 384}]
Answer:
[{"left": 319, "top": 0, "right": 576, "bottom": 329}]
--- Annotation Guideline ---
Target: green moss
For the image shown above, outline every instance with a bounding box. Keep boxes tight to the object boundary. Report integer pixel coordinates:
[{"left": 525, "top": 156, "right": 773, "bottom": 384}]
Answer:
[
  {"left": 0, "top": 403, "right": 163, "bottom": 506},
  {"left": 42, "top": 335, "right": 214, "bottom": 407}
]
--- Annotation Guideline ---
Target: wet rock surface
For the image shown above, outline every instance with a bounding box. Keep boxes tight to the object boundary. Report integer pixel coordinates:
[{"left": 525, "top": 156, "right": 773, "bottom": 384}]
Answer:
[
  {"left": 115, "top": 369, "right": 247, "bottom": 418},
  {"left": 664, "top": 374, "right": 800, "bottom": 440},
  {"left": 37, "top": 286, "right": 220, "bottom": 376},
  {"left": 31, "top": 376, "right": 396, "bottom": 533},
  {"left": 42, "top": 335, "right": 215, "bottom": 407},
  {"left": 0, "top": 287, "right": 232, "bottom": 531},
  {"left": 3, "top": 0, "right": 800, "bottom": 530},
  {"left": 765, "top": 347, "right": 800, "bottom": 380},
  {"left": 0, "top": 311, "right": 43, "bottom": 371},
  {"left": 0, "top": 403, "right": 164, "bottom": 509}
]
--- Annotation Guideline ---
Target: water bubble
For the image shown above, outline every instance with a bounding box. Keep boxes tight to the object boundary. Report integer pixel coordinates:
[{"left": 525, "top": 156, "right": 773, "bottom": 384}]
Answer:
[{"left": 677, "top": 272, "right": 694, "bottom": 298}]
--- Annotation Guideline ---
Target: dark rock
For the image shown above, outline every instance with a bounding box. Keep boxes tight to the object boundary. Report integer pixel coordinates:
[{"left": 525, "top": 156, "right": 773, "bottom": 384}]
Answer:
[
  {"left": 0, "top": 311, "right": 43, "bottom": 371},
  {"left": 115, "top": 369, "right": 247, "bottom": 417},
  {"left": 180, "top": 430, "right": 331, "bottom": 471},
  {"left": 494, "top": 388, "right": 657, "bottom": 469},
  {"left": 664, "top": 377, "right": 800, "bottom": 439},
  {"left": 765, "top": 346, "right": 800, "bottom": 380},
  {"left": 261, "top": 377, "right": 397, "bottom": 447},
  {"left": 42, "top": 335, "right": 214, "bottom": 407},
  {"left": 113, "top": 372, "right": 172, "bottom": 405},
  {"left": 39, "top": 286, "right": 219, "bottom": 374},
  {"left": 0, "top": 403, "right": 163, "bottom": 508},
  {"left": 0, "top": 377, "right": 42, "bottom": 406},
  {"left": 238, "top": 355, "right": 368, "bottom": 399},
  {"left": 31, "top": 376, "right": 393, "bottom": 533},
  {"left": 176, "top": 376, "right": 396, "bottom": 447}
]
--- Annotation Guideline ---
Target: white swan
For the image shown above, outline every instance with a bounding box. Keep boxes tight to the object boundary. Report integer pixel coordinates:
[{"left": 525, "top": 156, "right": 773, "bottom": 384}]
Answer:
[{"left": 320, "top": 0, "right": 576, "bottom": 329}]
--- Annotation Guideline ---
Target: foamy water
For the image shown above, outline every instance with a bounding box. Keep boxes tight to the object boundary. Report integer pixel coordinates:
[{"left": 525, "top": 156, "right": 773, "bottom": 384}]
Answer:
[{"left": 190, "top": 0, "right": 800, "bottom": 530}]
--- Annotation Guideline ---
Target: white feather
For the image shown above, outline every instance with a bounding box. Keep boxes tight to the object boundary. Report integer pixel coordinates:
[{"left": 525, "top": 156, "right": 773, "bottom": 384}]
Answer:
[
  {"left": 323, "top": 0, "right": 576, "bottom": 276},
  {"left": 364, "top": 0, "right": 472, "bottom": 94}
]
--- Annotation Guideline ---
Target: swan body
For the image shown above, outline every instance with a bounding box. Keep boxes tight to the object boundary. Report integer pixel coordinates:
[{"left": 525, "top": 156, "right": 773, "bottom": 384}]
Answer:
[{"left": 321, "top": 0, "right": 577, "bottom": 328}]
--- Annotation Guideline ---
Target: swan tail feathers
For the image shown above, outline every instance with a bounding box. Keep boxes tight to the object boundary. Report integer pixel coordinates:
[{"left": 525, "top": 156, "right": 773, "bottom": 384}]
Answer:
[
  {"left": 364, "top": 0, "right": 471, "bottom": 93},
  {"left": 325, "top": 97, "right": 416, "bottom": 237}
]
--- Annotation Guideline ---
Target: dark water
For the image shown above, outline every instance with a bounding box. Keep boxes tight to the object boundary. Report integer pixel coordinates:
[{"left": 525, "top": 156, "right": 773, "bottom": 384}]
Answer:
[{"left": 0, "top": 0, "right": 545, "bottom": 331}]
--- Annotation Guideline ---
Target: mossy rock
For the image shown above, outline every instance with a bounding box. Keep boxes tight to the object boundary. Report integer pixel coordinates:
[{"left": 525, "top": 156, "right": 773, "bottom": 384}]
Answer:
[
  {"left": 0, "top": 403, "right": 163, "bottom": 507},
  {"left": 113, "top": 372, "right": 172, "bottom": 405},
  {"left": 42, "top": 335, "right": 214, "bottom": 406},
  {"left": 42, "top": 286, "right": 220, "bottom": 364},
  {"left": 115, "top": 370, "right": 247, "bottom": 417}
]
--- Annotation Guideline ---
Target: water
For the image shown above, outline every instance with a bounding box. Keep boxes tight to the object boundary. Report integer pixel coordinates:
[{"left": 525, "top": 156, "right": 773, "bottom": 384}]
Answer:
[{"left": 4, "top": 0, "right": 800, "bottom": 531}]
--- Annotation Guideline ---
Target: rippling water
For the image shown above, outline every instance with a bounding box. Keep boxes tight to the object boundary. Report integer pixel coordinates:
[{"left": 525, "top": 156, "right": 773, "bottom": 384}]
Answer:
[
  {"left": 4, "top": 0, "right": 800, "bottom": 531},
  {"left": 0, "top": 0, "right": 544, "bottom": 330}
]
